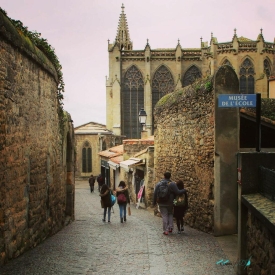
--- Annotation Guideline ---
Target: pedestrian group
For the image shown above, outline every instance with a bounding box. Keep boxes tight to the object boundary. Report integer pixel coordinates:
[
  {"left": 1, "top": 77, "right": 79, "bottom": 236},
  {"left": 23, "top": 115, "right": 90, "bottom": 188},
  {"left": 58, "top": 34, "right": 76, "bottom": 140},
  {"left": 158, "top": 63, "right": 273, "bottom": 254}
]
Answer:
[
  {"left": 153, "top": 172, "right": 188, "bottom": 235},
  {"left": 91, "top": 174, "right": 130, "bottom": 223},
  {"left": 89, "top": 172, "right": 188, "bottom": 233}
]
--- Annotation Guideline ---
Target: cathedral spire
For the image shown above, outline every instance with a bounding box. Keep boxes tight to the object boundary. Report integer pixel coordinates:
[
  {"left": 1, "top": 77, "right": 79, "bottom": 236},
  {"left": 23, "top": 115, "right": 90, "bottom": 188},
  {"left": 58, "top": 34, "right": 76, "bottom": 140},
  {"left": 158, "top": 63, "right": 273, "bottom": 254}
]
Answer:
[
  {"left": 257, "top": 28, "right": 264, "bottom": 41},
  {"left": 115, "top": 4, "right": 133, "bottom": 50}
]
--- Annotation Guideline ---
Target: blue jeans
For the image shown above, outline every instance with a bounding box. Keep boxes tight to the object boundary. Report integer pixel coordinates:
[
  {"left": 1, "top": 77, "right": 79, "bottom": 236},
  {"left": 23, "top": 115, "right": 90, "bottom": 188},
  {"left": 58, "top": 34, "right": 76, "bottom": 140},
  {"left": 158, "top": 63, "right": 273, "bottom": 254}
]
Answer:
[
  {"left": 103, "top": 207, "right": 111, "bottom": 221},
  {"left": 119, "top": 203, "right": 127, "bottom": 218}
]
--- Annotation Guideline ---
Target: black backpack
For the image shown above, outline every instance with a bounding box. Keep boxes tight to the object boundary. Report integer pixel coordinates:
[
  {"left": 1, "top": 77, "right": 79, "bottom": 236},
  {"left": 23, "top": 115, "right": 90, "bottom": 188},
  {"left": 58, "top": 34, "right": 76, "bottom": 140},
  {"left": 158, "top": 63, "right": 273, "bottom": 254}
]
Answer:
[{"left": 156, "top": 180, "right": 170, "bottom": 203}]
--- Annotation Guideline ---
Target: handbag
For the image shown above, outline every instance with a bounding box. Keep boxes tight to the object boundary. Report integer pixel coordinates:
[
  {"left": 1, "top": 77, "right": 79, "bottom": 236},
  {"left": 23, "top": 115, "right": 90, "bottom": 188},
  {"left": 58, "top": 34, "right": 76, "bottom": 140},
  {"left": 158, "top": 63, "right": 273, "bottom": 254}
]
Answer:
[
  {"left": 173, "top": 194, "right": 186, "bottom": 207},
  {"left": 117, "top": 193, "right": 127, "bottom": 203},
  {"left": 128, "top": 205, "right": 131, "bottom": 216},
  {"left": 110, "top": 191, "right": 116, "bottom": 206}
]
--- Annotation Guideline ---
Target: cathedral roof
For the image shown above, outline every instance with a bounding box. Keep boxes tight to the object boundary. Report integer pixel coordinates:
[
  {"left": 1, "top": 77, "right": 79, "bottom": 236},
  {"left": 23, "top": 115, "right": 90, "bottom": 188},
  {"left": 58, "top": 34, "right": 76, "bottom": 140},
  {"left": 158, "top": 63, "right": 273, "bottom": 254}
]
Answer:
[
  {"left": 238, "top": 36, "right": 253, "bottom": 42},
  {"left": 182, "top": 48, "right": 201, "bottom": 51},
  {"left": 155, "top": 48, "right": 175, "bottom": 51}
]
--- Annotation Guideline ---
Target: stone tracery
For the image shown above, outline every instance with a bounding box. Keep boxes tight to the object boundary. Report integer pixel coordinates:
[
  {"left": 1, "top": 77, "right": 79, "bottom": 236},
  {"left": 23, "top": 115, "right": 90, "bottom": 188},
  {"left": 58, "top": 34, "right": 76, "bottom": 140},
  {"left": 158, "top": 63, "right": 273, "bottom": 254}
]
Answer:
[
  {"left": 122, "top": 65, "right": 144, "bottom": 138},
  {"left": 152, "top": 65, "right": 175, "bottom": 103},
  {"left": 264, "top": 59, "right": 271, "bottom": 78},
  {"left": 182, "top": 65, "right": 202, "bottom": 87},
  {"left": 239, "top": 58, "right": 255, "bottom": 94}
]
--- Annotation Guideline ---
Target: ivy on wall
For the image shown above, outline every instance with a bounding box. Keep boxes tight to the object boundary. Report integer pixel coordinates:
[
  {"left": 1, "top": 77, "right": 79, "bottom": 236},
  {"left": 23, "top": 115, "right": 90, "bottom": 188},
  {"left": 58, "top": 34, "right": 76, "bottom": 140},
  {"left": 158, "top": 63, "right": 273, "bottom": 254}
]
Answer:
[
  {"left": 261, "top": 99, "right": 275, "bottom": 121},
  {"left": 0, "top": 7, "right": 64, "bottom": 107},
  {"left": 0, "top": 7, "right": 66, "bottom": 137}
]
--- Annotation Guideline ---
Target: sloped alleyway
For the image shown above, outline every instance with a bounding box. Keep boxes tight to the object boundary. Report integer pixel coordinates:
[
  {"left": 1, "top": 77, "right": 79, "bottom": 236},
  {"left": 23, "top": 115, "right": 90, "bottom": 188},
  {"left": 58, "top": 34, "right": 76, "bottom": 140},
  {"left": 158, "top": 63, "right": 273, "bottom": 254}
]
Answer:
[{"left": 0, "top": 181, "right": 236, "bottom": 275}]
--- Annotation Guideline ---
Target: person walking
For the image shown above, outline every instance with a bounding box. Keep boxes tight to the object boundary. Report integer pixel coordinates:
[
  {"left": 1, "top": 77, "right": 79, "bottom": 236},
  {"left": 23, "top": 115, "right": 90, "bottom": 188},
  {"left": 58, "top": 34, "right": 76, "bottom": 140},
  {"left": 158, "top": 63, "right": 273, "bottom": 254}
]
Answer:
[
  {"left": 153, "top": 172, "right": 186, "bottom": 235},
  {"left": 99, "top": 184, "right": 113, "bottom": 223},
  {"left": 97, "top": 174, "right": 104, "bottom": 192},
  {"left": 116, "top": 181, "right": 130, "bottom": 223},
  {"left": 88, "top": 174, "right": 95, "bottom": 193},
  {"left": 173, "top": 180, "right": 188, "bottom": 234}
]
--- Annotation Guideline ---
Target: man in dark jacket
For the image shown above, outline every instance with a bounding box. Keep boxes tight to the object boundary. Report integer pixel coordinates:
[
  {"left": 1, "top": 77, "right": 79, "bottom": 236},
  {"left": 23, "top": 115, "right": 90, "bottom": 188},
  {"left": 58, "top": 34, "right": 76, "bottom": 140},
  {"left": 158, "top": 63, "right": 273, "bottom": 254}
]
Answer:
[
  {"left": 89, "top": 174, "right": 95, "bottom": 193},
  {"left": 153, "top": 172, "right": 186, "bottom": 235}
]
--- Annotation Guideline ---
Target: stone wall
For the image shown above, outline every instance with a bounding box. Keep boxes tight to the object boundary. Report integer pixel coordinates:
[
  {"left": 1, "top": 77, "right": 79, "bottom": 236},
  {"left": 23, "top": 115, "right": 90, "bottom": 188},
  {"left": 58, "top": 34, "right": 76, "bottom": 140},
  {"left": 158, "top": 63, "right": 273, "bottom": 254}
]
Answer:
[
  {"left": 144, "top": 146, "right": 155, "bottom": 207},
  {"left": 246, "top": 212, "right": 275, "bottom": 274},
  {"left": 239, "top": 153, "right": 275, "bottom": 274},
  {"left": 270, "top": 77, "right": 275, "bottom": 98},
  {"left": 154, "top": 78, "right": 215, "bottom": 233},
  {"left": 123, "top": 139, "right": 154, "bottom": 159},
  {"left": 0, "top": 11, "right": 75, "bottom": 264}
]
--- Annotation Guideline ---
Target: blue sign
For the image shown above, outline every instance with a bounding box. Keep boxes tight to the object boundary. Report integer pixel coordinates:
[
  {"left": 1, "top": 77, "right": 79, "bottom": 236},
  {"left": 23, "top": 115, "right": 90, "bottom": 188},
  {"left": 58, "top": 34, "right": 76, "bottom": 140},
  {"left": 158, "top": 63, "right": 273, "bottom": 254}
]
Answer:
[{"left": 218, "top": 94, "right": 257, "bottom": 108}]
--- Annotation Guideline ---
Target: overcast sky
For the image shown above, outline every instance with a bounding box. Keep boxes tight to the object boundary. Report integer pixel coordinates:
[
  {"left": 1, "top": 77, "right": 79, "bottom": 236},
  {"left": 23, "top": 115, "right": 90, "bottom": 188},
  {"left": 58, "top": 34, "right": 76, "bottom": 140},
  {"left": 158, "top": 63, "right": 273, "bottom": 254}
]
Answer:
[{"left": 1, "top": 0, "right": 274, "bottom": 127}]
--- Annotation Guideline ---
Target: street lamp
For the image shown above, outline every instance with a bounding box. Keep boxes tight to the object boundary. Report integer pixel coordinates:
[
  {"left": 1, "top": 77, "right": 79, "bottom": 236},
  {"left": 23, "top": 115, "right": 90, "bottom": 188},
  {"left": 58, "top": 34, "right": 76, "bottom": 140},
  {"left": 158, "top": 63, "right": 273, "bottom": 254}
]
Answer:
[{"left": 138, "top": 108, "right": 147, "bottom": 131}]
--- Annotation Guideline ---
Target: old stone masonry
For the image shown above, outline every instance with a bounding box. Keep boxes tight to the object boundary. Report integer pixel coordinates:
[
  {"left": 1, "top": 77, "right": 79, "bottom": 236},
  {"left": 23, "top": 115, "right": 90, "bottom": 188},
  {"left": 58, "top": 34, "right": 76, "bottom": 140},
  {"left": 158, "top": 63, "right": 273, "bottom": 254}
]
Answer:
[{"left": 0, "top": 181, "right": 235, "bottom": 275}]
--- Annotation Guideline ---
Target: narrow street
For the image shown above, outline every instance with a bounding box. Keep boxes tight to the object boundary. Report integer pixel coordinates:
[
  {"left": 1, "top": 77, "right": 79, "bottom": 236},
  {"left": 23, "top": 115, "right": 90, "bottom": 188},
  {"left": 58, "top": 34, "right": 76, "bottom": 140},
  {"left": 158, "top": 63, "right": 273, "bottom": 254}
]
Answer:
[{"left": 0, "top": 181, "right": 235, "bottom": 275}]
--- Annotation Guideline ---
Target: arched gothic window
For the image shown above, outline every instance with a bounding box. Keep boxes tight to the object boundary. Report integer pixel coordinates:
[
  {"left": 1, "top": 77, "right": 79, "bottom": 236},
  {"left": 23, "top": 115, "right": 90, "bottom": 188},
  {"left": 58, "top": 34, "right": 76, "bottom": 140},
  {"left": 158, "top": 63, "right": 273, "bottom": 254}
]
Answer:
[
  {"left": 222, "top": 59, "right": 232, "bottom": 66},
  {"left": 239, "top": 58, "right": 255, "bottom": 94},
  {"left": 264, "top": 59, "right": 271, "bottom": 79},
  {"left": 152, "top": 65, "right": 174, "bottom": 134},
  {"left": 182, "top": 65, "right": 202, "bottom": 87},
  {"left": 152, "top": 65, "right": 174, "bottom": 108},
  {"left": 82, "top": 141, "right": 92, "bottom": 173},
  {"left": 122, "top": 65, "right": 144, "bottom": 139}
]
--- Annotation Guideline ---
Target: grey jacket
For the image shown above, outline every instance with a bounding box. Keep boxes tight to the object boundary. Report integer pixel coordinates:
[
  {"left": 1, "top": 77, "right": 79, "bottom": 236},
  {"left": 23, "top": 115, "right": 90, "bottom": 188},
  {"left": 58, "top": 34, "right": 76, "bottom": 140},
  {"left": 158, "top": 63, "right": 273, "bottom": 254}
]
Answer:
[{"left": 153, "top": 179, "right": 186, "bottom": 206}]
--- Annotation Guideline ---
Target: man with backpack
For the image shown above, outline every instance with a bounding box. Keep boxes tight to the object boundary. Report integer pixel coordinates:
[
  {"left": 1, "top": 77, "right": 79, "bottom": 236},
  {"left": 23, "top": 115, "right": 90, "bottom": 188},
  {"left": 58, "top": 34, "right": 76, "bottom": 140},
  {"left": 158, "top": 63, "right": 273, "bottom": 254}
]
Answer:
[{"left": 153, "top": 172, "right": 186, "bottom": 235}]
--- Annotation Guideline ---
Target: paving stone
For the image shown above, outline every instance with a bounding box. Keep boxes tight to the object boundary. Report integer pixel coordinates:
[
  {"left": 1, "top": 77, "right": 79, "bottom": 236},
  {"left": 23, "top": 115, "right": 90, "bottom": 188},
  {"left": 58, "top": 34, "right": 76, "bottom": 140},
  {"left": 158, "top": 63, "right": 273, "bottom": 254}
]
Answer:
[{"left": 0, "top": 181, "right": 235, "bottom": 275}]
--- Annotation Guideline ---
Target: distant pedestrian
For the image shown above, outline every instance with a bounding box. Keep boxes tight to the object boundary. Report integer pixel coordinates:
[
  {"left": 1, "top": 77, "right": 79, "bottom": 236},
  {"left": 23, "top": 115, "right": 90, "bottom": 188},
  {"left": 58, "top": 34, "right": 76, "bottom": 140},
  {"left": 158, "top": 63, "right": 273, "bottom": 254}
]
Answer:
[
  {"left": 97, "top": 174, "right": 104, "bottom": 192},
  {"left": 88, "top": 174, "right": 95, "bottom": 193},
  {"left": 116, "top": 181, "right": 130, "bottom": 223},
  {"left": 99, "top": 184, "right": 113, "bottom": 223},
  {"left": 173, "top": 180, "right": 188, "bottom": 234},
  {"left": 153, "top": 172, "right": 186, "bottom": 235}
]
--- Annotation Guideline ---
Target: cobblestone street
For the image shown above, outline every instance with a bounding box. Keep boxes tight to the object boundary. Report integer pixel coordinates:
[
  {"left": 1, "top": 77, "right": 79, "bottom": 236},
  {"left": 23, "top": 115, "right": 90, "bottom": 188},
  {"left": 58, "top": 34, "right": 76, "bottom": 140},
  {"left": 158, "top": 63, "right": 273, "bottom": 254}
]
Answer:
[{"left": 0, "top": 181, "right": 235, "bottom": 275}]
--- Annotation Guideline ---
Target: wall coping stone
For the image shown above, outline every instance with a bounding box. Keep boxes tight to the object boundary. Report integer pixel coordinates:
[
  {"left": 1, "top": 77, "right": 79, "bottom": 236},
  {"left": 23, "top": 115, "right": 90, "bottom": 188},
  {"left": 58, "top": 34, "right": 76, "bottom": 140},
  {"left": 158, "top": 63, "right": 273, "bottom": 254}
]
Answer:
[
  {"left": 123, "top": 139, "right": 154, "bottom": 145},
  {"left": 242, "top": 193, "right": 275, "bottom": 235}
]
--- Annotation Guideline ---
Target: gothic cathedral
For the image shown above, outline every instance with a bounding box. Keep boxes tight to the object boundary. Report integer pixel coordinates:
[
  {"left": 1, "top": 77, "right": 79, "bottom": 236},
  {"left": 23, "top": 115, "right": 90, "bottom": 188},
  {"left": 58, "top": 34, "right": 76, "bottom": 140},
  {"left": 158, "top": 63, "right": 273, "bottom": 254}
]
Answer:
[{"left": 106, "top": 4, "right": 275, "bottom": 139}]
